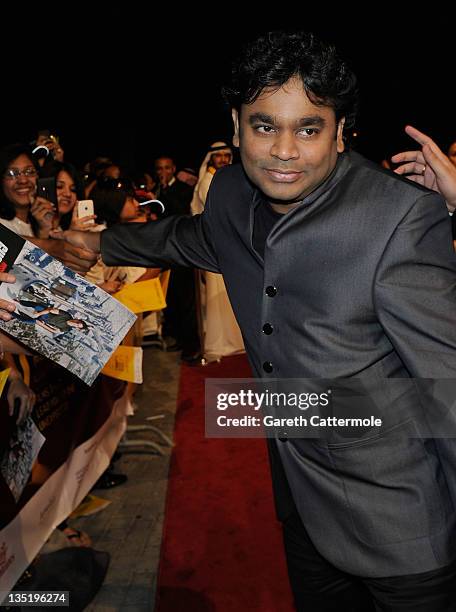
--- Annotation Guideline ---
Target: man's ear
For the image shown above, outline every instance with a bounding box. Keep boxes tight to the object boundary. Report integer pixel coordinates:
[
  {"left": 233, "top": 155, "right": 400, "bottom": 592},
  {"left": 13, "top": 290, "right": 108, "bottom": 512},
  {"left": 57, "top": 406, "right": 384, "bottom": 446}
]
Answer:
[
  {"left": 337, "top": 117, "right": 346, "bottom": 153},
  {"left": 232, "top": 109, "right": 240, "bottom": 148}
]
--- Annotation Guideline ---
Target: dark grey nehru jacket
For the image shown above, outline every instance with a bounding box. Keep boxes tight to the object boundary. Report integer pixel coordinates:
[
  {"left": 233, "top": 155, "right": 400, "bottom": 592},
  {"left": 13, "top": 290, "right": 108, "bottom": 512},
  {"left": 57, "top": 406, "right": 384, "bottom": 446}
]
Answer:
[{"left": 102, "top": 152, "right": 456, "bottom": 578}]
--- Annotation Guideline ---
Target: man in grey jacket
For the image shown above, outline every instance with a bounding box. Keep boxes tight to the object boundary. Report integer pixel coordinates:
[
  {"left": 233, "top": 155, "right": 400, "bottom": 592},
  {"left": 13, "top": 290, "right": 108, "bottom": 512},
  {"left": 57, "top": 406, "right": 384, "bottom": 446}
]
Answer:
[{"left": 61, "top": 32, "right": 456, "bottom": 611}]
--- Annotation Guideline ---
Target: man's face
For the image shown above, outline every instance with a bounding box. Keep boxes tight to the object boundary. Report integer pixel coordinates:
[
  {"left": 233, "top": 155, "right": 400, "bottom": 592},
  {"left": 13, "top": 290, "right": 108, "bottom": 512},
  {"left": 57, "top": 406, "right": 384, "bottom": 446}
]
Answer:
[
  {"left": 232, "top": 77, "right": 345, "bottom": 205},
  {"left": 210, "top": 151, "right": 232, "bottom": 170},
  {"left": 155, "top": 158, "right": 176, "bottom": 186}
]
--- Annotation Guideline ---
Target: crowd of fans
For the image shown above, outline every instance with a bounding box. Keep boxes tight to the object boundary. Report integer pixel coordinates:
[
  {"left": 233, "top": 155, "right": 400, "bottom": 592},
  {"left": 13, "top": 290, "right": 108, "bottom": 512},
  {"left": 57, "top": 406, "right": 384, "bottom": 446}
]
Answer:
[{"left": 0, "top": 130, "right": 217, "bottom": 567}]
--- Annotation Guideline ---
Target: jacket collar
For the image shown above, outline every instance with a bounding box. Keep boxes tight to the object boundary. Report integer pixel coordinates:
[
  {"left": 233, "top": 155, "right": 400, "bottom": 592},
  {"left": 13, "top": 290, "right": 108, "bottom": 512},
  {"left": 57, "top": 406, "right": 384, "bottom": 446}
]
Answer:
[{"left": 248, "top": 151, "right": 352, "bottom": 258}]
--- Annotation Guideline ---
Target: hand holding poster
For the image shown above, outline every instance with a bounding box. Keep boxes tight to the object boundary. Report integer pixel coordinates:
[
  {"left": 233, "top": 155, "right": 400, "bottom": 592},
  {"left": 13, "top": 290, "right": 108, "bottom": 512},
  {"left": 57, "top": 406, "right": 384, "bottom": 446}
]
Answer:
[{"left": 0, "top": 225, "right": 136, "bottom": 385}]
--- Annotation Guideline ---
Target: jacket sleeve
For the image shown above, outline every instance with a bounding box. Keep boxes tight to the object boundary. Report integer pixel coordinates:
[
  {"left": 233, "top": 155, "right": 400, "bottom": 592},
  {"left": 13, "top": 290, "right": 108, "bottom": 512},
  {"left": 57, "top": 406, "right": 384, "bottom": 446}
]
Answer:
[
  {"left": 374, "top": 192, "right": 456, "bottom": 377},
  {"left": 100, "top": 206, "right": 220, "bottom": 272}
]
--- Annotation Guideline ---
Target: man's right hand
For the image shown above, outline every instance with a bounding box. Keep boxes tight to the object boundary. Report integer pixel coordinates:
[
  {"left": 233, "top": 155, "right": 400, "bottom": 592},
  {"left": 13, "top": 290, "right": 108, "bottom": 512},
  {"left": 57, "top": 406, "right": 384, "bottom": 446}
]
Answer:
[
  {"left": 63, "top": 230, "right": 102, "bottom": 255},
  {"left": 32, "top": 236, "right": 99, "bottom": 275}
]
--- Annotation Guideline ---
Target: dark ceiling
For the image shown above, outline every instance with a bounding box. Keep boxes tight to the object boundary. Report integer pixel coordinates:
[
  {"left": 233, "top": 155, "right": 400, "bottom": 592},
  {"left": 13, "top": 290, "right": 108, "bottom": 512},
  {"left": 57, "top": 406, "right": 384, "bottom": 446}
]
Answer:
[{"left": 1, "top": 6, "right": 453, "bottom": 172}]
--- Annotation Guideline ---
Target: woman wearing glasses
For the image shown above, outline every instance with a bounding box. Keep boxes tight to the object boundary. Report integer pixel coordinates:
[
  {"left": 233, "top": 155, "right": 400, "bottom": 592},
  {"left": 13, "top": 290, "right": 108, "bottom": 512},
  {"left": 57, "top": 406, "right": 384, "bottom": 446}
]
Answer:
[
  {"left": 0, "top": 143, "right": 56, "bottom": 238},
  {"left": 0, "top": 144, "right": 57, "bottom": 431}
]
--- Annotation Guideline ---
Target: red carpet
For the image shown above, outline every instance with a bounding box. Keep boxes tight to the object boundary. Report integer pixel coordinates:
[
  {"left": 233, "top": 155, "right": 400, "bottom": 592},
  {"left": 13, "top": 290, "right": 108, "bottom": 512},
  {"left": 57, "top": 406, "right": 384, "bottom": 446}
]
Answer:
[{"left": 155, "top": 354, "right": 295, "bottom": 611}]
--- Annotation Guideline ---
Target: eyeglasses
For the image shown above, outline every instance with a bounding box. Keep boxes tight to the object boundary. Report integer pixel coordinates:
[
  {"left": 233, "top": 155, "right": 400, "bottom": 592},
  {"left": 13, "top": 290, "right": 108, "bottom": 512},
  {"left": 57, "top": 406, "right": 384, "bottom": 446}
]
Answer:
[{"left": 3, "top": 167, "right": 38, "bottom": 180}]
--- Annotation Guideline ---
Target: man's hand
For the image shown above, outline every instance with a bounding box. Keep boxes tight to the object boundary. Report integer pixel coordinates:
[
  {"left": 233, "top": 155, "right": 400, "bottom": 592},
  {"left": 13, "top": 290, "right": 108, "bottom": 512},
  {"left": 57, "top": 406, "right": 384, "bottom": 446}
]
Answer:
[
  {"left": 63, "top": 230, "right": 102, "bottom": 254},
  {"left": 31, "top": 237, "right": 99, "bottom": 275},
  {"left": 392, "top": 125, "right": 456, "bottom": 212}
]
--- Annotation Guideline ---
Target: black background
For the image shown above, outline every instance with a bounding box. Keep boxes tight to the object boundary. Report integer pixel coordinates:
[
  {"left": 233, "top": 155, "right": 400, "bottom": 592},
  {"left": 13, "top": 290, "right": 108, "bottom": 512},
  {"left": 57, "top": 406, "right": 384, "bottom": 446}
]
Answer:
[{"left": 1, "top": 5, "right": 453, "bottom": 174}]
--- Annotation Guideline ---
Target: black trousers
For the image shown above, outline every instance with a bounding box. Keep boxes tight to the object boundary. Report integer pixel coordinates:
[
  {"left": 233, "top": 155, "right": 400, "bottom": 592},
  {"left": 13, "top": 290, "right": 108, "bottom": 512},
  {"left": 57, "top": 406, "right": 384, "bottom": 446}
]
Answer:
[{"left": 282, "top": 510, "right": 456, "bottom": 611}]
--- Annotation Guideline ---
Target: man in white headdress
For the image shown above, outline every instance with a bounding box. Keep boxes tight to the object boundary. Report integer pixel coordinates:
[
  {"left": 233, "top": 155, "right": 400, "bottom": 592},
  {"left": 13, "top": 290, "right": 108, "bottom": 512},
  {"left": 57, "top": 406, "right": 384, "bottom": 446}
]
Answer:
[
  {"left": 191, "top": 143, "right": 233, "bottom": 215},
  {"left": 191, "top": 142, "right": 244, "bottom": 361}
]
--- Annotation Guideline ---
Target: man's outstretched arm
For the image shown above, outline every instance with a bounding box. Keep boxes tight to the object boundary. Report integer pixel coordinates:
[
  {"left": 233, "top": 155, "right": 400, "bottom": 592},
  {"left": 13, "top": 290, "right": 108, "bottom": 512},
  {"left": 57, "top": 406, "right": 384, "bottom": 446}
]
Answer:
[{"left": 65, "top": 211, "right": 220, "bottom": 273}]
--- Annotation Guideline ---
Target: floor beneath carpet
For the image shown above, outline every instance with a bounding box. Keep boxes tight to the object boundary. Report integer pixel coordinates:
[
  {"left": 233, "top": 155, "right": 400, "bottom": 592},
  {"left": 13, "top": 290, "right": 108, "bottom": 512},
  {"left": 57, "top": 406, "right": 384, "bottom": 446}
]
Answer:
[{"left": 80, "top": 347, "right": 180, "bottom": 612}]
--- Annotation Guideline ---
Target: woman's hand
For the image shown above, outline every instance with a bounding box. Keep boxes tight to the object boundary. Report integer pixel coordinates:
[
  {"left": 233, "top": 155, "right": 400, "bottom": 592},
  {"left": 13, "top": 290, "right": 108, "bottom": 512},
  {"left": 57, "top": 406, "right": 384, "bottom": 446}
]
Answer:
[
  {"left": 69, "top": 204, "right": 97, "bottom": 232},
  {"left": 99, "top": 279, "right": 123, "bottom": 294},
  {"left": 0, "top": 272, "right": 17, "bottom": 322},
  {"left": 31, "top": 196, "right": 57, "bottom": 238}
]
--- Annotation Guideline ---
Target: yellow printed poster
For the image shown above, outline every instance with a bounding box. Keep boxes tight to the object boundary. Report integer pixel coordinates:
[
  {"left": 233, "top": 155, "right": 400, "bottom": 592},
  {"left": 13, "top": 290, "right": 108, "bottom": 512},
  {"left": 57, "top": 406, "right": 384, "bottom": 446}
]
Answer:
[
  {"left": 0, "top": 368, "right": 10, "bottom": 399},
  {"left": 102, "top": 346, "right": 143, "bottom": 383},
  {"left": 113, "top": 278, "right": 166, "bottom": 313}
]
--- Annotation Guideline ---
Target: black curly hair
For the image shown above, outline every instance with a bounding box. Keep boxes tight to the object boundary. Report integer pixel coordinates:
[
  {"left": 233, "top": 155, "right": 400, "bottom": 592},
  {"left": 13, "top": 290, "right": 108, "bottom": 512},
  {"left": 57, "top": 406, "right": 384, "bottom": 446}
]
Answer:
[{"left": 223, "top": 31, "right": 358, "bottom": 135}]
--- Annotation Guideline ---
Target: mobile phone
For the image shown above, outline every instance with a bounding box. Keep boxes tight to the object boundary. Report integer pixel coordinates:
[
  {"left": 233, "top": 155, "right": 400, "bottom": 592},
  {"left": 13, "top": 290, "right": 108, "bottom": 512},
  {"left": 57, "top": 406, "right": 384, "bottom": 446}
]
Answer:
[
  {"left": 36, "top": 177, "right": 57, "bottom": 206},
  {"left": 77, "top": 200, "right": 95, "bottom": 222}
]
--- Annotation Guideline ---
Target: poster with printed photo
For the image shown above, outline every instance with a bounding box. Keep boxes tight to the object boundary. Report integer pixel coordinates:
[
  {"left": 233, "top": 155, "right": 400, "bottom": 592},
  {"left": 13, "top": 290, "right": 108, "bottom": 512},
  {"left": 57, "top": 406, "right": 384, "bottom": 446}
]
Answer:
[{"left": 0, "top": 224, "right": 136, "bottom": 386}]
